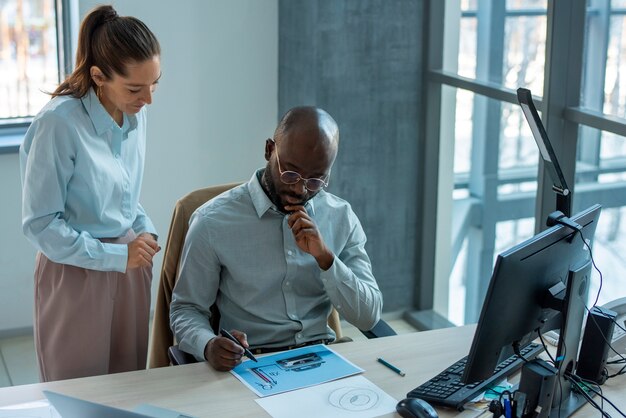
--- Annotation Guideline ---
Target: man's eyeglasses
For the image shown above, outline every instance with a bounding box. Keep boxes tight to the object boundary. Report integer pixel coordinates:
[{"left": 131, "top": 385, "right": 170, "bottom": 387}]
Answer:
[{"left": 274, "top": 142, "right": 329, "bottom": 192}]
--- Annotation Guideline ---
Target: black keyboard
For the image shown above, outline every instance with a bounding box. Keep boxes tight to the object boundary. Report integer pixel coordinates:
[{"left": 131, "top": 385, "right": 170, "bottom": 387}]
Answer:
[{"left": 407, "top": 343, "right": 544, "bottom": 411}]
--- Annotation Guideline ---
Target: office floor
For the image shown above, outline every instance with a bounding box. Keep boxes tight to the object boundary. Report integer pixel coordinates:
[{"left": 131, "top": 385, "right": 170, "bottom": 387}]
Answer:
[{"left": 0, "top": 314, "right": 417, "bottom": 388}]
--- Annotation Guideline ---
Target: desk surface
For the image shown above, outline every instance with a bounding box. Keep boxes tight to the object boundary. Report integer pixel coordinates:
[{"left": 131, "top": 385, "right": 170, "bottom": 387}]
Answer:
[{"left": 0, "top": 325, "right": 623, "bottom": 417}]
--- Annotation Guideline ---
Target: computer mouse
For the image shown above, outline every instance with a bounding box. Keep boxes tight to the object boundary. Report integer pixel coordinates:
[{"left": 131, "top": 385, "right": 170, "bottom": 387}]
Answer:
[{"left": 396, "top": 397, "right": 439, "bottom": 418}]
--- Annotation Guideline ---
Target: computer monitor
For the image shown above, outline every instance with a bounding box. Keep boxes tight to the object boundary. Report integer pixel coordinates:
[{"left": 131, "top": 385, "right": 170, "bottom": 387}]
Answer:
[{"left": 461, "top": 204, "right": 601, "bottom": 416}]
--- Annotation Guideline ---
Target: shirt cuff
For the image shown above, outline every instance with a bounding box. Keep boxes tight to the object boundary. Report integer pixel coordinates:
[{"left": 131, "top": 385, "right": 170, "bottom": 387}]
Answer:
[
  {"left": 133, "top": 218, "right": 157, "bottom": 237},
  {"left": 191, "top": 329, "right": 217, "bottom": 362},
  {"left": 319, "top": 254, "right": 343, "bottom": 290},
  {"left": 101, "top": 242, "right": 129, "bottom": 273}
]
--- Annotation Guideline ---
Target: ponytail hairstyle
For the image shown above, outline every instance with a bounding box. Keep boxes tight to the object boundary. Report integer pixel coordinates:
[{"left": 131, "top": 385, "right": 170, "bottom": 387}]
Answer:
[{"left": 52, "top": 5, "right": 160, "bottom": 98}]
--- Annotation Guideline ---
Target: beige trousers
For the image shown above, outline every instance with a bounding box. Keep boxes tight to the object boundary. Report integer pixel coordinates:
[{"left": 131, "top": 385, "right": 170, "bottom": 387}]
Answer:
[{"left": 34, "top": 230, "right": 152, "bottom": 382}]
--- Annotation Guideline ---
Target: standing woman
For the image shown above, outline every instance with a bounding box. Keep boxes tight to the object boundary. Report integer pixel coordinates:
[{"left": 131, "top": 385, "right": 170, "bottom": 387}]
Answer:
[{"left": 19, "top": 5, "right": 161, "bottom": 382}]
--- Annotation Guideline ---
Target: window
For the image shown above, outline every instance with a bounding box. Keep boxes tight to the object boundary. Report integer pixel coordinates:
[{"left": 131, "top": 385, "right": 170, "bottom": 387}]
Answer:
[
  {"left": 0, "top": 0, "right": 70, "bottom": 151},
  {"left": 423, "top": 0, "right": 626, "bottom": 326}
]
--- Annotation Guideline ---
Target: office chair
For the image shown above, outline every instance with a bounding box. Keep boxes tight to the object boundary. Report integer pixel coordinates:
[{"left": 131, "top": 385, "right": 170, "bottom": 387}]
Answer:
[
  {"left": 148, "top": 182, "right": 242, "bottom": 368},
  {"left": 360, "top": 318, "right": 397, "bottom": 339}
]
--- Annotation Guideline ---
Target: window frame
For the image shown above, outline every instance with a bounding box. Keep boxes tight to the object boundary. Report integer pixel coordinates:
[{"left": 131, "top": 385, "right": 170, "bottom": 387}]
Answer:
[
  {"left": 0, "top": 0, "right": 75, "bottom": 153},
  {"left": 418, "top": 0, "right": 626, "bottom": 325}
]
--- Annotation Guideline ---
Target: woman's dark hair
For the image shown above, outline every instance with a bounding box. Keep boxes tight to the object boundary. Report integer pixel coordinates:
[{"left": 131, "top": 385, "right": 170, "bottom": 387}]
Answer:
[{"left": 52, "top": 5, "right": 160, "bottom": 98}]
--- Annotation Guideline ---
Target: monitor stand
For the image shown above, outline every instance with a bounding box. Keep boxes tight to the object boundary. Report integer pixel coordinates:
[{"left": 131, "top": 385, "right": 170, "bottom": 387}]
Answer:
[{"left": 549, "top": 259, "right": 594, "bottom": 417}]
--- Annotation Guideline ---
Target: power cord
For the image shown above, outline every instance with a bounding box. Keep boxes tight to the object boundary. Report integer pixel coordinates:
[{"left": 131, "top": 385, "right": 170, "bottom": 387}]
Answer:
[
  {"left": 569, "top": 373, "right": 605, "bottom": 413},
  {"left": 512, "top": 341, "right": 530, "bottom": 364},
  {"left": 577, "top": 228, "right": 626, "bottom": 373},
  {"left": 537, "top": 330, "right": 557, "bottom": 366},
  {"left": 544, "top": 215, "right": 626, "bottom": 414},
  {"left": 570, "top": 372, "right": 626, "bottom": 418},
  {"left": 576, "top": 228, "right": 603, "bottom": 310},
  {"left": 607, "top": 362, "right": 626, "bottom": 378},
  {"left": 566, "top": 374, "right": 612, "bottom": 418}
]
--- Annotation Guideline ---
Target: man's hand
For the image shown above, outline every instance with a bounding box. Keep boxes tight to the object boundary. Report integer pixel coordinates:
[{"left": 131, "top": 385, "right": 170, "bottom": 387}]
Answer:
[
  {"left": 127, "top": 233, "right": 160, "bottom": 271},
  {"left": 285, "top": 205, "right": 334, "bottom": 270},
  {"left": 204, "top": 330, "right": 249, "bottom": 371}
]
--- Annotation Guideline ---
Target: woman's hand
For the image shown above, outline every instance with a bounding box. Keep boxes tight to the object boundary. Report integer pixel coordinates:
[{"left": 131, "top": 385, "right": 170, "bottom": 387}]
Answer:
[{"left": 127, "top": 234, "right": 161, "bottom": 270}]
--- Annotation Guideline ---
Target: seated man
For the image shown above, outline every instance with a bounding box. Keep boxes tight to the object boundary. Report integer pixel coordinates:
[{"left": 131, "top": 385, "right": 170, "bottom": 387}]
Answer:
[{"left": 170, "top": 106, "right": 382, "bottom": 371}]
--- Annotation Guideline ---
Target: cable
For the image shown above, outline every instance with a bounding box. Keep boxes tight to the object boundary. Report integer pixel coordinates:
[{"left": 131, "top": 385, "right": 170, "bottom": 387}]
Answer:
[
  {"left": 607, "top": 363, "right": 626, "bottom": 378},
  {"left": 569, "top": 373, "right": 626, "bottom": 418},
  {"left": 512, "top": 341, "right": 531, "bottom": 364},
  {"left": 556, "top": 345, "right": 565, "bottom": 418},
  {"left": 610, "top": 315, "right": 626, "bottom": 334},
  {"left": 537, "top": 329, "right": 557, "bottom": 365},
  {"left": 577, "top": 228, "right": 603, "bottom": 310},
  {"left": 551, "top": 224, "right": 624, "bottom": 415},
  {"left": 545, "top": 221, "right": 620, "bottom": 416},
  {"left": 575, "top": 229, "right": 626, "bottom": 381},
  {"left": 566, "top": 374, "right": 612, "bottom": 418},
  {"left": 574, "top": 375, "right": 626, "bottom": 418},
  {"left": 575, "top": 224, "right": 626, "bottom": 376},
  {"left": 569, "top": 373, "right": 605, "bottom": 413}
]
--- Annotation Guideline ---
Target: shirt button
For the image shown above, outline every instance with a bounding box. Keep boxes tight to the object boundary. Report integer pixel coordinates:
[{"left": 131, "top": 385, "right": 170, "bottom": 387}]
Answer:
[
  {"left": 287, "top": 250, "right": 293, "bottom": 256},
  {"left": 297, "top": 333, "right": 302, "bottom": 339},
  {"left": 290, "top": 314, "right": 297, "bottom": 320},
  {"left": 115, "top": 153, "right": 120, "bottom": 158},
  {"left": 285, "top": 281, "right": 290, "bottom": 286}
]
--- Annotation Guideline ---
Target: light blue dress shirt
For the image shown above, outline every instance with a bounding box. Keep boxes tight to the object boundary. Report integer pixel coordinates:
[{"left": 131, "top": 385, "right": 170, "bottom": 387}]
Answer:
[
  {"left": 20, "top": 88, "right": 156, "bottom": 273},
  {"left": 170, "top": 170, "right": 383, "bottom": 360}
]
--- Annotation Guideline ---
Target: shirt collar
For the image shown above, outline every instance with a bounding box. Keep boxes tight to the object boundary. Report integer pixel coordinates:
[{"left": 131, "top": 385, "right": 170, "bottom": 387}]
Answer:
[
  {"left": 248, "top": 169, "right": 316, "bottom": 218},
  {"left": 81, "top": 88, "right": 138, "bottom": 136}
]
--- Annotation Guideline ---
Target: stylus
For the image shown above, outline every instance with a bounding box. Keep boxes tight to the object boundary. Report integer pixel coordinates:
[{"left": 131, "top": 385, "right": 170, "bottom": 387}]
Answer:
[{"left": 220, "top": 328, "right": 258, "bottom": 362}]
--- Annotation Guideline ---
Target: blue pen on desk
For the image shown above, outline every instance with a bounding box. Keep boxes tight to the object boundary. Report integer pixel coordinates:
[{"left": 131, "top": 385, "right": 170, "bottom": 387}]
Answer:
[
  {"left": 503, "top": 398, "right": 512, "bottom": 418},
  {"left": 220, "top": 328, "right": 258, "bottom": 362},
  {"left": 377, "top": 357, "right": 405, "bottom": 377}
]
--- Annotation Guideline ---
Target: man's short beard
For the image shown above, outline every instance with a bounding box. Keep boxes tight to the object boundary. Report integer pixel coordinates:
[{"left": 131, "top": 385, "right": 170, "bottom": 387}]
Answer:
[{"left": 261, "top": 163, "right": 287, "bottom": 213}]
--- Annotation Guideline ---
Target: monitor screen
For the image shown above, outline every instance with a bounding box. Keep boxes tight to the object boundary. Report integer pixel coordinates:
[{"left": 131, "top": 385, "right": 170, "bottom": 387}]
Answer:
[{"left": 461, "top": 204, "right": 602, "bottom": 386}]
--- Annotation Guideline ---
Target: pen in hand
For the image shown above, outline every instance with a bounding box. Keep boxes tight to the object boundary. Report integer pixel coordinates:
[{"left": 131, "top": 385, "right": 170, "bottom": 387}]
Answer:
[
  {"left": 220, "top": 328, "right": 258, "bottom": 362},
  {"left": 377, "top": 357, "right": 405, "bottom": 377}
]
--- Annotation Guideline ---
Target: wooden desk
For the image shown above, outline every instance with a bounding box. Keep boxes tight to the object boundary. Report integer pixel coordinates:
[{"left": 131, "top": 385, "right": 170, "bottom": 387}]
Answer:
[{"left": 0, "top": 325, "right": 623, "bottom": 417}]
